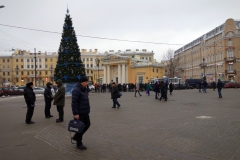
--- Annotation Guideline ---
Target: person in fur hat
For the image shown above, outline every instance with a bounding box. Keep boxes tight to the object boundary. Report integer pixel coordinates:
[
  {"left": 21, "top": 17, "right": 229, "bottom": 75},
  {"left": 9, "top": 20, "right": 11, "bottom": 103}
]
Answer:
[{"left": 24, "top": 82, "right": 36, "bottom": 124}]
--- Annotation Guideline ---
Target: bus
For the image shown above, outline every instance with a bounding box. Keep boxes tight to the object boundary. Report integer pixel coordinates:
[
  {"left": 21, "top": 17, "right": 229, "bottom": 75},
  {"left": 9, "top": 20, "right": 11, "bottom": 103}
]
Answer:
[
  {"left": 168, "top": 77, "right": 182, "bottom": 85},
  {"left": 150, "top": 77, "right": 170, "bottom": 84}
]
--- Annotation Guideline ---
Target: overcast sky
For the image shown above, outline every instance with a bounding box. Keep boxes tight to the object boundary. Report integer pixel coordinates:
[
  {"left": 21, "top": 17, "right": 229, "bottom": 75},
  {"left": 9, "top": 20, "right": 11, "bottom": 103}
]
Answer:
[{"left": 0, "top": 0, "right": 240, "bottom": 61}]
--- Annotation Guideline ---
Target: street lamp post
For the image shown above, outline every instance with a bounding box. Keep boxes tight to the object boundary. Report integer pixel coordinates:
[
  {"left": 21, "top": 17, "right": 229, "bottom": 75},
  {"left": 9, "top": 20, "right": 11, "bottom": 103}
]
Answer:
[
  {"left": 34, "top": 48, "right": 37, "bottom": 86},
  {"left": 203, "top": 58, "right": 206, "bottom": 80},
  {"left": 95, "top": 58, "right": 100, "bottom": 83},
  {"left": 15, "top": 66, "right": 19, "bottom": 86},
  {"left": 49, "top": 66, "right": 53, "bottom": 83}
]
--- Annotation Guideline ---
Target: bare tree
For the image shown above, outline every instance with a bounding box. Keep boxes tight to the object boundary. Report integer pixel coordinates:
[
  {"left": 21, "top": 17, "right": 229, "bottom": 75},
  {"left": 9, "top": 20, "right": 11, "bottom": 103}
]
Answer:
[{"left": 162, "top": 49, "right": 180, "bottom": 78}]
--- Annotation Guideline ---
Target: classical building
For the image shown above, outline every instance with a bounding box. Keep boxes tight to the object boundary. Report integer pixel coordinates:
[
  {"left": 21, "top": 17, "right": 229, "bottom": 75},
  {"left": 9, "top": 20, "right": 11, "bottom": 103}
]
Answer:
[
  {"left": 0, "top": 49, "right": 164, "bottom": 86},
  {"left": 174, "top": 18, "right": 240, "bottom": 82}
]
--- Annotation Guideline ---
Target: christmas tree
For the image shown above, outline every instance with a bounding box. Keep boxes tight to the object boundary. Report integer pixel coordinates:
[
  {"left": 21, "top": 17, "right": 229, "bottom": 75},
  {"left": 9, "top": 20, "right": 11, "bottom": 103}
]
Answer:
[{"left": 54, "top": 10, "right": 86, "bottom": 83}]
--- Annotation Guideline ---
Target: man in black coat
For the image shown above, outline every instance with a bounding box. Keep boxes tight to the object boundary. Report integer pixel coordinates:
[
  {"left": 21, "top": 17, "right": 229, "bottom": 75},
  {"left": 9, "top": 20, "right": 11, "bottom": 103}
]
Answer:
[
  {"left": 44, "top": 82, "right": 53, "bottom": 118},
  {"left": 71, "top": 76, "right": 91, "bottom": 150},
  {"left": 111, "top": 82, "right": 121, "bottom": 108},
  {"left": 24, "top": 82, "right": 36, "bottom": 124}
]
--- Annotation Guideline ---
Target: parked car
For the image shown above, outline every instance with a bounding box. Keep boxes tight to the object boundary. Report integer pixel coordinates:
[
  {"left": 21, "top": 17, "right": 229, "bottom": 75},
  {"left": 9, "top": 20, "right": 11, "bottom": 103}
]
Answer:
[
  {"left": 224, "top": 82, "right": 240, "bottom": 88},
  {"left": 0, "top": 87, "right": 24, "bottom": 96},
  {"left": 185, "top": 79, "right": 202, "bottom": 88},
  {"left": 174, "top": 83, "right": 194, "bottom": 90},
  {"left": 33, "top": 87, "right": 45, "bottom": 94}
]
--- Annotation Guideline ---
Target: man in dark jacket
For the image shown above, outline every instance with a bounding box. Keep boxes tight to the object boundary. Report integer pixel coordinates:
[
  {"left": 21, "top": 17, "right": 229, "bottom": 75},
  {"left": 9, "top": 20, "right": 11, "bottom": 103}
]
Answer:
[
  {"left": 71, "top": 76, "right": 91, "bottom": 150},
  {"left": 198, "top": 81, "right": 202, "bottom": 93},
  {"left": 24, "top": 82, "right": 36, "bottom": 124},
  {"left": 169, "top": 82, "right": 173, "bottom": 95},
  {"left": 217, "top": 79, "right": 223, "bottom": 98},
  {"left": 53, "top": 79, "right": 65, "bottom": 123},
  {"left": 111, "top": 82, "right": 121, "bottom": 108},
  {"left": 44, "top": 82, "right": 53, "bottom": 118}
]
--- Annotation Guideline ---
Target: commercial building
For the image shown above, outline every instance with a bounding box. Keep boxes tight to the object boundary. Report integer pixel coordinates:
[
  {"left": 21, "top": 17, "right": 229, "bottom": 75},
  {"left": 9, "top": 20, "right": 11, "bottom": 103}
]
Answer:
[
  {"left": 0, "top": 49, "right": 164, "bottom": 86},
  {"left": 174, "top": 18, "right": 240, "bottom": 82}
]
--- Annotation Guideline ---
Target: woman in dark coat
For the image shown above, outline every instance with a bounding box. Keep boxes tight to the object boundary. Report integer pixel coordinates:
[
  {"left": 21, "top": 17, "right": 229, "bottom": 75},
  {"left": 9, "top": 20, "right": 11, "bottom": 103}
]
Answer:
[
  {"left": 24, "top": 82, "right": 36, "bottom": 124},
  {"left": 169, "top": 83, "right": 173, "bottom": 95},
  {"left": 111, "top": 82, "right": 121, "bottom": 108}
]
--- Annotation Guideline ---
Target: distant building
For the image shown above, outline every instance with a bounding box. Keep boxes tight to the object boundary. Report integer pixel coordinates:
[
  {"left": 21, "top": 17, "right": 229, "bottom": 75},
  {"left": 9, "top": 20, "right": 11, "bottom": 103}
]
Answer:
[
  {"left": 174, "top": 18, "right": 240, "bottom": 82},
  {"left": 0, "top": 49, "right": 164, "bottom": 86}
]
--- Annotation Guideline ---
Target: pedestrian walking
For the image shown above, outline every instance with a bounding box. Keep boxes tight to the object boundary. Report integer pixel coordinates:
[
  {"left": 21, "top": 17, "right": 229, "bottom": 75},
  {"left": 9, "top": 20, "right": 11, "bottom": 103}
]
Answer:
[
  {"left": 154, "top": 81, "right": 159, "bottom": 99},
  {"left": 202, "top": 80, "right": 207, "bottom": 93},
  {"left": 44, "top": 82, "right": 53, "bottom": 118},
  {"left": 212, "top": 81, "right": 216, "bottom": 91},
  {"left": 134, "top": 83, "right": 142, "bottom": 97},
  {"left": 24, "top": 82, "right": 36, "bottom": 124},
  {"left": 217, "top": 79, "right": 223, "bottom": 98},
  {"left": 53, "top": 79, "right": 65, "bottom": 123},
  {"left": 169, "top": 82, "right": 173, "bottom": 95},
  {"left": 159, "top": 81, "right": 167, "bottom": 101},
  {"left": 198, "top": 80, "right": 202, "bottom": 93},
  {"left": 111, "top": 82, "right": 121, "bottom": 108},
  {"left": 146, "top": 82, "right": 152, "bottom": 96},
  {"left": 71, "top": 76, "right": 91, "bottom": 150}
]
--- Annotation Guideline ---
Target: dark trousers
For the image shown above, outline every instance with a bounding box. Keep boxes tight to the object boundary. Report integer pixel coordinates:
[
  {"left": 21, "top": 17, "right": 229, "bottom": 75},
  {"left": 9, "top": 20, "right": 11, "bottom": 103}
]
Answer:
[
  {"left": 155, "top": 92, "right": 158, "bottom": 99},
  {"left": 26, "top": 104, "right": 34, "bottom": 122},
  {"left": 56, "top": 105, "right": 64, "bottom": 120},
  {"left": 113, "top": 98, "right": 120, "bottom": 107},
  {"left": 45, "top": 101, "right": 52, "bottom": 117},
  {"left": 135, "top": 90, "right": 141, "bottom": 96},
  {"left": 218, "top": 88, "right": 222, "bottom": 97},
  {"left": 74, "top": 115, "right": 91, "bottom": 146}
]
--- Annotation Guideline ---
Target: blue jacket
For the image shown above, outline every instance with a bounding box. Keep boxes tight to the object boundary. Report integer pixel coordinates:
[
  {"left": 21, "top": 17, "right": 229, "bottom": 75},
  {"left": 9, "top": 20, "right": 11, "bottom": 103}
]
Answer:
[{"left": 71, "top": 83, "right": 90, "bottom": 115}]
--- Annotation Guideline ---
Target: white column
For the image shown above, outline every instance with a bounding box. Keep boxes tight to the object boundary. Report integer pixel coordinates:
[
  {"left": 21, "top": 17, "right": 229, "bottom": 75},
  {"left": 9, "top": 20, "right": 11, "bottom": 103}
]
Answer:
[
  {"left": 126, "top": 64, "right": 128, "bottom": 83},
  {"left": 103, "top": 65, "right": 106, "bottom": 84},
  {"left": 29, "top": 59, "right": 31, "bottom": 69},
  {"left": 118, "top": 64, "right": 121, "bottom": 84},
  {"left": 37, "top": 58, "right": 40, "bottom": 69},
  {"left": 107, "top": 65, "right": 110, "bottom": 84},
  {"left": 93, "top": 58, "right": 96, "bottom": 68},
  {"left": 84, "top": 58, "right": 87, "bottom": 68},
  {"left": 89, "top": 57, "right": 91, "bottom": 68},
  {"left": 42, "top": 58, "right": 44, "bottom": 69},
  {"left": 122, "top": 64, "right": 125, "bottom": 84}
]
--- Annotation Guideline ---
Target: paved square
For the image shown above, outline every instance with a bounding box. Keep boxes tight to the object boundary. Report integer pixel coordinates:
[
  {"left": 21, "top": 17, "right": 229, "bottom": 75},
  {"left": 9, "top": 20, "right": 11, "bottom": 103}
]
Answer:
[{"left": 0, "top": 89, "right": 240, "bottom": 160}]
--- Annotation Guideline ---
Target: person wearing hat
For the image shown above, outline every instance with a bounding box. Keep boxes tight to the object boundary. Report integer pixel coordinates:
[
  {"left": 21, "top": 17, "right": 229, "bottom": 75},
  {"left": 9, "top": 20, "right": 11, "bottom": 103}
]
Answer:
[
  {"left": 53, "top": 79, "right": 65, "bottom": 123},
  {"left": 44, "top": 82, "right": 53, "bottom": 118},
  {"left": 24, "top": 82, "right": 36, "bottom": 124},
  {"left": 111, "top": 82, "right": 121, "bottom": 108},
  {"left": 71, "top": 76, "right": 91, "bottom": 150}
]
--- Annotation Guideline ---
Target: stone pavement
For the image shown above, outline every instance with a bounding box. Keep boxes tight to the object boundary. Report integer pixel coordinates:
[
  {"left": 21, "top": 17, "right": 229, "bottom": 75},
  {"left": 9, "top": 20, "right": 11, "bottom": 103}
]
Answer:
[{"left": 0, "top": 88, "right": 240, "bottom": 160}]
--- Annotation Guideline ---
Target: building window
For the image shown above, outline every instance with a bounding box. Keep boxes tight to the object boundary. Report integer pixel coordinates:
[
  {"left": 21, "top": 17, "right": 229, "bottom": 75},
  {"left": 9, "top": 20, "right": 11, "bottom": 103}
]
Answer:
[
  {"left": 39, "top": 65, "right": 42, "bottom": 68},
  {"left": 50, "top": 58, "right": 52, "bottom": 62},
  {"left": 3, "top": 72, "right": 5, "bottom": 76},
  {"left": 45, "top": 71, "right": 48, "bottom": 75},
  {"left": 31, "top": 59, "right": 33, "bottom": 62},
  {"left": 8, "top": 72, "right": 10, "bottom": 76},
  {"left": 31, "top": 65, "right": 34, "bottom": 68},
  {"left": 3, "top": 65, "right": 5, "bottom": 68},
  {"left": 149, "top": 57, "right": 152, "bottom": 61},
  {"left": 39, "top": 71, "right": 42, "bottom": 75},
  {"left": 21, "top": 71, "right": 23, "bottom": 75},
  {"left": 16, "top": 59, "right": 18, "bottom": 62},
  {"left": 138, "top": 76, "right": 144, "bottom": 83},
  {"left": 90, "top": 58, "right": 93, "bottom": 61},
  {"left": 227, "top": 50, "right": 233, "bottom": 58},
  {"left": 7, "top": 59, "right": 9, "bottom": 62},
  {"left": 228, "top": 40, "right": 232, "bottom": 46},
  {"left": 39, "top": 59, "right": 42, "bottom": 62},
  {"left": 87, "top": 64, "right": 89, "bottom": 68},
  {"left": 3, "top": 59, "right": 5, "bottom": 62},
  {"left": 21, "top": 65, "right": 23, "bottom": 69},
  {"left": 45, "top": 58, "right": 48, "bottom": 62},
  {"left": 27, "top": 65, "right": 29, "bottom": 68},
  {"left": 87, "top": 58, "right": 89, "bottom": 61},
  {"left": 220, "top": 53, "right": 223, "bottom": 60},
  {"left": 8, "top": 78, "right": 10, "bottom": 82},
  {"left": 27, "top": 59, "right": 29, "bottom": 62},
  {"left": 45, "top": 65, "right": 48, "bottom": 68},
  {"left": 216, "top": 54, "right": 218, "bottom": 61},
  {"left": 228, "top": 64, "right": 233, "bottom": 71},
  {"left": 8, "top": 65, "right": 10, "bottom": 68},
  {"left": 90, "top": 64, "right": 93, "bottom": 68}
]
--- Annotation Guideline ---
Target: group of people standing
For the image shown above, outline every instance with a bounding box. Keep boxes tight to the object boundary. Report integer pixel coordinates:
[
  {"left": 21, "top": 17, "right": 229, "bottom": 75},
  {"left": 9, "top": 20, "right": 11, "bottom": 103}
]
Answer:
[
  {"left": 24, "top": 76, "right": 92, "bottom": 150},
  {"left": 197, "top": 79, "right": 224, "bottom": 98},
  {"left": 24, "top": 79, "right": 65, "bottom": 124}
]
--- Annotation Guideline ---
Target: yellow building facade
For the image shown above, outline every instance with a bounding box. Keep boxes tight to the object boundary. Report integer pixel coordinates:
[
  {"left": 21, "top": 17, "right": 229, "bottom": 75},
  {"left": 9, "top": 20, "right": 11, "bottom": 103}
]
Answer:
[
  {"left": 174, "top": 18, "right": 240, "bottom": 82},
  {"left": 0, "top": 49, "right": 164, "bottom": 86}
]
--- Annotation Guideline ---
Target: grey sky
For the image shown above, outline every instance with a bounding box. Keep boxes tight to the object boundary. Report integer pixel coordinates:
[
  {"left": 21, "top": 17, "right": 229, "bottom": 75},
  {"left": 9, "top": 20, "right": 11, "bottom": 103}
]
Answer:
[{"left": 0, "top": 0, "right": 240, "bottom": 61}]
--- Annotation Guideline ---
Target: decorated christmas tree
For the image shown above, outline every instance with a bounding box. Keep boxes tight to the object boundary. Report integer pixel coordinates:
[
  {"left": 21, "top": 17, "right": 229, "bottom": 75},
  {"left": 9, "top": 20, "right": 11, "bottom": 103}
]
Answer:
[{"left": 54, "top": 10, "right": 86, "bottom": 83}]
